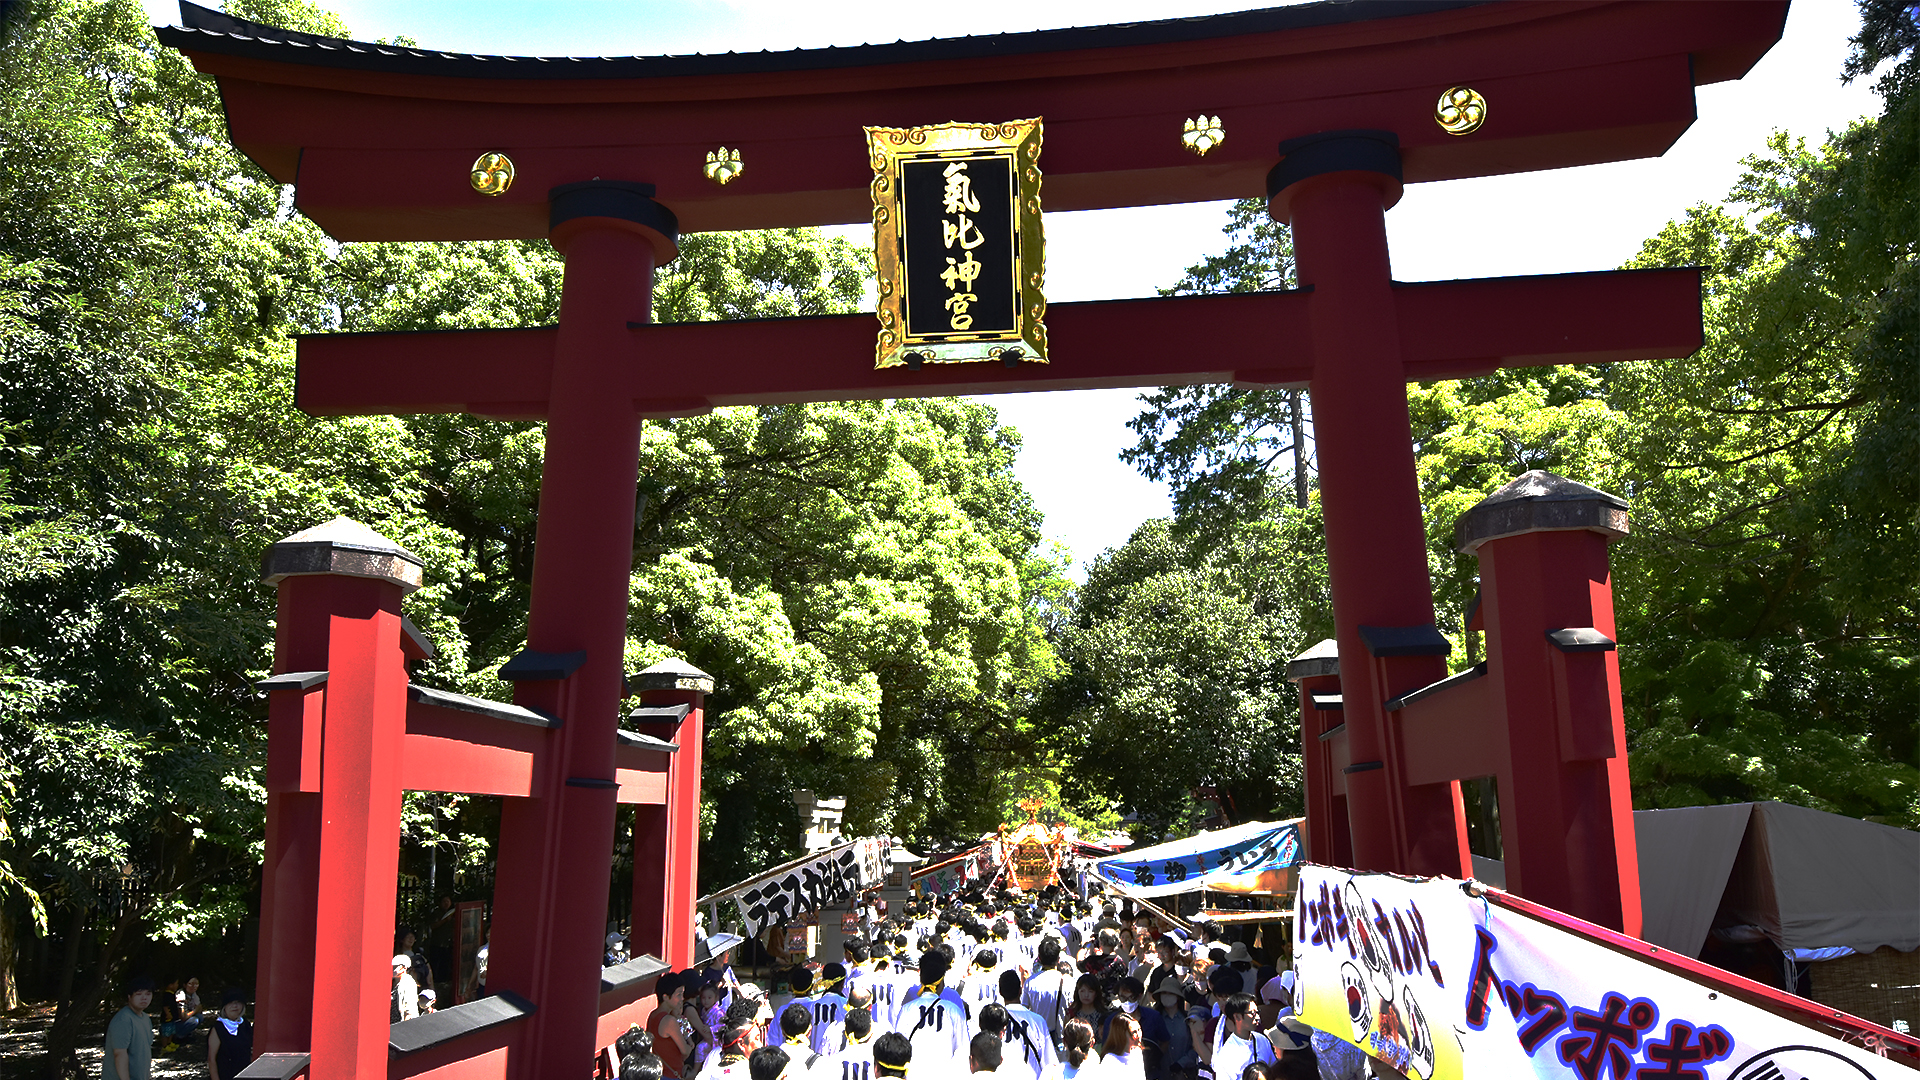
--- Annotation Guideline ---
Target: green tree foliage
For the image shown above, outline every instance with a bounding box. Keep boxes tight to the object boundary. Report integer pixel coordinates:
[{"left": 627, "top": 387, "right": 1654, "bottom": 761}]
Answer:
[
  {"left": 1048, "top": 514, "right": 1328, "bottom": 837},
  {"left": 0, "top": 0, "right": 1063, "bottom": 1061},
  {"left": 1124, "top": 199, "right": 1311, "bottom": 534}
]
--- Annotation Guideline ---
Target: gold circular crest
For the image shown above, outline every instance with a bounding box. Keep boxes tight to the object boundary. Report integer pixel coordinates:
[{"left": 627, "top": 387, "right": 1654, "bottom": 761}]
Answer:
[
  {"left": 1435, "top": 87, "right": 1487, "bottom": 136},
  {"left": 470, "top": 152, "right": 514, "bottom": 196}
]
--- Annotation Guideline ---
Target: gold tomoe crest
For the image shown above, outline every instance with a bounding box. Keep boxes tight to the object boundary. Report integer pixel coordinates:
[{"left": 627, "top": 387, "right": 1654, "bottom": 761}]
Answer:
[{"left": 865, "top": 119, "right": 1047, "bottom": 369}]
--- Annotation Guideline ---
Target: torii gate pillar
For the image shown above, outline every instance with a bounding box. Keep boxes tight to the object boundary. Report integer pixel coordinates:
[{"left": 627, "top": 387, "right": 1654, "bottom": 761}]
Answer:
[
  {"left": 484, "top": 182, "right": 680, "bottom": 1077},
  {"left": 1271, "top": 131, "right": 1471, "bottom": 878}
]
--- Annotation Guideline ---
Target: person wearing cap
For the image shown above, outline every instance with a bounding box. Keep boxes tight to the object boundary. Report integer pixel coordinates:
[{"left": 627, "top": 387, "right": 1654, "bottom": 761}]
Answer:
[
  {"left": 105, "top": 975, "right": 154, "bottom": 1080},
  {"left": 420, "top": 987, "right": 439, "bottom": 1015},
  {"left": 1206, "top": 995, "right": 1273, "bottom": 1080},
  {"left": 1152, "top": 983, "right": 1193, "bottom": 1078},
  {"left": 608, "top": 931, "right": 631, "bottom": 967},
  {"left": 652, "top": 970, "right": 696, "bottom": 1079},
  {"left": 391, "top": 954, "right": 420, "bottom": 1023},
  {"left": 205, "top": 988, "right": 252, "bottom": 1080},
  {"left": 1220, "top": 944, "right": 1256, "bottom": 996},
  {"left": 1139, "top": 937, "right": 1184, "bottom": 1001}
]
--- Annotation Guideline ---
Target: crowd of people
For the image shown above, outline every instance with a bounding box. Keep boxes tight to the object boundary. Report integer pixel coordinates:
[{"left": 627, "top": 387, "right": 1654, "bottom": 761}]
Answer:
[{"left": 622, "top": 883, "right": 1386, "bottom": 1080}]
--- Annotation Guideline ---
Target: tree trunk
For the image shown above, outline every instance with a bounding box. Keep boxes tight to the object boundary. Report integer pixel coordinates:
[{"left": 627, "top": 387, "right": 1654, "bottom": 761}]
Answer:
[
  {"left": 42, "top": 903, "right": 141, "bottom": 1080},
  {"left": 51, "top": 899, "right": 84, "bottom": 1019},
  {"left": 1288, "top": 390, "right": 1309, "bottom": 509},
  {"left": 0, "top": 897, "right": 16, "bottom": 1011}
]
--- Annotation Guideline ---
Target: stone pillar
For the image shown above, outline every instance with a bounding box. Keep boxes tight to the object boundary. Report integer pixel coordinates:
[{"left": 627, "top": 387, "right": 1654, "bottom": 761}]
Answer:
[
  {"left": 257, "top": 518, "right": 422, "bottom": 1078},
  {"left": 1457, "top": 470, "right": 1642, "bottom": 935},
  {"left": 488, "top": 181, "right": 678, "bottom": 1078},
  {"left": 1268, "top": 131, "right": 1469, "bottom": 879},
  {"left": 629, "top": 658, "right": 713, "bottom": 967}
]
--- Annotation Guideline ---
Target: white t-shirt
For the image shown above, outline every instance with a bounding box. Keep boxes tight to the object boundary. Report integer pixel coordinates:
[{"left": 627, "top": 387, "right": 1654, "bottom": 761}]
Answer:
[
  {"left": 994, "top": 1004, "right": 1060, "bottom": 1080},
  {"left": 1210, "top": 1032, "right": 1275, "bottom": 1080},
  {"left": 1092, "top": 1050, "right": 1144, "bottom": 1080},
  {"left": 708, "top": 1058, "right": 753, "bottom": 1080},
  {"left": 900, "top": 991, "right": 970, "bottom": 1071}
]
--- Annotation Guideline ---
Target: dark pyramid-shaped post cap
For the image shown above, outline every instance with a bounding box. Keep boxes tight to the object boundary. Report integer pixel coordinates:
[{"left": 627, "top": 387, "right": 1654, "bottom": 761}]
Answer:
[
  {"left": 1286, "top": 638, "right": 1339, "bottom": 681},
  {"left": 627, "top": 657, "right": 715, "bottom": 695},
  {"left": 261, "top": 516, "right": 425, "bottom": 592},
  {"left": 1455, "top": 470, "right": 1629, "bottom": 555}
]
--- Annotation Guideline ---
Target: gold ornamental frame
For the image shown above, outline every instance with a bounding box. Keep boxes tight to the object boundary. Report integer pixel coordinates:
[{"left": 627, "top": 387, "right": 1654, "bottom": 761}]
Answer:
[{"left": 865, "top": 119, "right": 1048, "bottom": 369}]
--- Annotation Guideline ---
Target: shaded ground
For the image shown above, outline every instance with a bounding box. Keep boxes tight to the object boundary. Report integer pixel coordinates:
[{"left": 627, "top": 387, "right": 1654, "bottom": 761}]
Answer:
[{"left": 0, "top": 1003, "right": 207, "bottom": 1079}]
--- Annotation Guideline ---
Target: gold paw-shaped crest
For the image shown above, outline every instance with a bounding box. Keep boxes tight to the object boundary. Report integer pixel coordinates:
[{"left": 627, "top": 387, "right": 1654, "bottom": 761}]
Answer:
[
  {"left": 704, "top": 147, "right": 744, "bottom": 185},
  {"left": 1435, "top": 87, "right": 1487, "bottom": 136},
  {"left": 1182, "top": 115, "right": 1225, "bottom": 157},
  {"left": 470, "top": 152, "right": 514, "bottom": 196}
]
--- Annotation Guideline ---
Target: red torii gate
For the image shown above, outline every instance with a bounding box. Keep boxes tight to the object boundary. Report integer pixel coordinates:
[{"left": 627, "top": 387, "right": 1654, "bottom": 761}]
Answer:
[{"left": 157, "top": 2, "right": 1787, "bottom": 1078}]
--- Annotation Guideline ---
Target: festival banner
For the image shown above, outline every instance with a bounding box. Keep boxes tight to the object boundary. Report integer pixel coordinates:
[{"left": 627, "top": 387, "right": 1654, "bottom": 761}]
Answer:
[
  {"left": 728, "top": 841, "right": 880, "bottom": 938},
  {"left": 1093, "top": 819, "right": 1301, "bottom": 897},
  {"left": 1292, "top": 865, "right": 1916, "bottom": 1080}
]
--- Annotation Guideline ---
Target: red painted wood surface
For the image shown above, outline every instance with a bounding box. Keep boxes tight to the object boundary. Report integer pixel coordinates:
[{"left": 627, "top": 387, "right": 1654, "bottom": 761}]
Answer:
[
  {"left": 400, "top": 705, "right": 550, "bottom": 799},
  {"left": 304, "top": 576, "right": 412, "bottom": 1080},
  {"left": 294, "top": 270, "right": 1703, "bottom": 419},
  {"left": 162, "top": 2, "right": 1785, "bottom": 238},
  {"left": 1477, "top": 527, "right": 1642, "bottom": 936},
  {"left": 1286, "top": 168, "right": 1471, "bottom": 880},
  {"left": 482, "top": 219, "right": 665, "bottom": 1080},
  {"left": 1395, "top": 674, "right": 1497, "bottom": 788}
]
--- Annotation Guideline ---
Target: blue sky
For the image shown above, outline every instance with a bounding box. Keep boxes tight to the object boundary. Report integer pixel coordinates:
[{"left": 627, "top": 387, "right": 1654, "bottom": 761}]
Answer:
[{"left": 151, "top": 0, "right": 1887, "bottom": 576}]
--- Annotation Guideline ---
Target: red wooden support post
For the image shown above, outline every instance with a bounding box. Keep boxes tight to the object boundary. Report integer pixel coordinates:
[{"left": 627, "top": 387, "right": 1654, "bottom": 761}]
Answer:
[
  {"left": 258, "top": 519, "right": 424, "bottom": 1079},
  {"left": 1457, "top": 471, "right": 1642, "bottom": 935},
  {"left": 1268, "top": 132, "right": 1469, "bottom": 879},
  {"left": 629, "top": 659, "right": 713, "bottom": 968},
  {"left": 485, "top": 182, "right": 679, "bottom": 1079},
  {"left": 1286, "top": 640, "right": 1351, "bottom": 868}
]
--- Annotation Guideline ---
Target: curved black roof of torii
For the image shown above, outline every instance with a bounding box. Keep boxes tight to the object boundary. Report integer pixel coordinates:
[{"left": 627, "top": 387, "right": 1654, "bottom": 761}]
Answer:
[{"left": 161, "top": 0, "right": 1487, "bottom": 81}]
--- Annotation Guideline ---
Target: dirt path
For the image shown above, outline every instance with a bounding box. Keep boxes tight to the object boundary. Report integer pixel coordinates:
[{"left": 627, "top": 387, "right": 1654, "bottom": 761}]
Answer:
[{"left": 0, "top": 1003, "right": 209, "bottom": 1079}]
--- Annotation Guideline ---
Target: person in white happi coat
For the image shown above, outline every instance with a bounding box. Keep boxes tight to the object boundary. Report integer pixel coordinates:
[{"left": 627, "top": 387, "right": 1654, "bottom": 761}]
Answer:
[
  {"left": 984, "top": 976, "right": 1058, "bottom": 1080},
  {"left": 899, "top": 950, "right": 971, "bottom": 1074}
]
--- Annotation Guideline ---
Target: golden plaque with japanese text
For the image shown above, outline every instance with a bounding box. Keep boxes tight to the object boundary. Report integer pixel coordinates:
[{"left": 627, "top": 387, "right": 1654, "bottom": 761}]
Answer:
[{"left": 865, "top": 119, "right": 1047, "bottom": 369}]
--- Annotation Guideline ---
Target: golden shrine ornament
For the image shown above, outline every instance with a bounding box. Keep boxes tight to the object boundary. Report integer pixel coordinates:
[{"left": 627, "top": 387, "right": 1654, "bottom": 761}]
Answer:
[
  {"left": 470, "top": 152, "right": 515, "bottom": 196},
  {"left": 865, "top": 119, "right": 1048, "bottom": 369},
  {"left": 1435, "top": 86, "right": 1487, "bottom": 135}
]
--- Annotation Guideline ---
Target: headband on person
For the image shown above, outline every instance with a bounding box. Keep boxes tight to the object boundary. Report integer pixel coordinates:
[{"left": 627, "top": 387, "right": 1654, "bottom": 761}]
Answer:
[
  {"left": 876, "top": 1065, "right": 909, "bottom": 1077},
  {"left": 817, "top": 974, "right": 843, "bottom": 992}
]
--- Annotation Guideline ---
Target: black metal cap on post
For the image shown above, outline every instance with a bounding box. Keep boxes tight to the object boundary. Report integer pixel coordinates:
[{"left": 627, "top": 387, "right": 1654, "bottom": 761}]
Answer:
[
  {"left": 626, "top": 657, "right": 715, "bottom": 696},
  {"left": 1266, "top": 129, "right": 1403, "bottom": 222},
  {"left": 260, "top": 516, "right": 424, "bottom": 592},
  {"left": 1454, "top": 470, "right": 1630, "bottom": 555},
  {"left": 548, "top": 180, "right": 679, "bottom": 262}
]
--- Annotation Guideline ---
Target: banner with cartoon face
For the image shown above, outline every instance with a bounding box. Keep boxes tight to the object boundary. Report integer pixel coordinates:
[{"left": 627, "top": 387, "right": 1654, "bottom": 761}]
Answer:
[{"left": 1293, "top": 865, "right": 1915, "bottom": 1080}]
